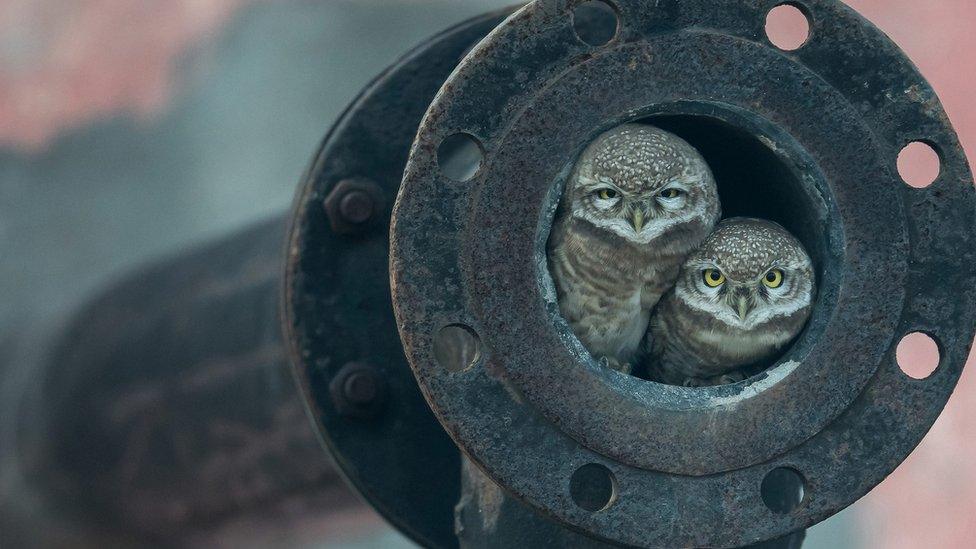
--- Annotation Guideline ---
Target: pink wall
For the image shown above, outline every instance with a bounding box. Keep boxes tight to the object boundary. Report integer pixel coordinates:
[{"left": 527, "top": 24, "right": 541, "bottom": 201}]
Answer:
[
  {"left": 839, "top": 2, "right": 976, "bottom": 547},
  {"left": 0, "top": 0, "right": 260, "bottom": 151}
]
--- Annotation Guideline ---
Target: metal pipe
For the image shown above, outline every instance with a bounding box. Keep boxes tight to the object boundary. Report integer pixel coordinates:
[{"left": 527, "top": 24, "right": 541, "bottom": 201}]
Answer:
[{"left": 10, "top": 217, "right": 358, "bottom": 546}]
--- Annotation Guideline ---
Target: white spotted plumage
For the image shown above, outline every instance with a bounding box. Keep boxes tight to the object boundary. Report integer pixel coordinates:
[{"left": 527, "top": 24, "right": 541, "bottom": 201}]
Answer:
[
  {"left": 646, "top": 218, "right": 816, "bottom": 386},
  {"left": 547, "top": 124, "right": 721, "bottom": 373}
]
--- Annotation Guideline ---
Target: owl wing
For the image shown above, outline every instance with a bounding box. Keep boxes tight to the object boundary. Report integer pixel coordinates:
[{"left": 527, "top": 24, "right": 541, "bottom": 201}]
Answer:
[
  {"left": 642, "top": 309, "right": 698, "bottom": 385},
  {"left": 642, "top": 315, "right": 665, "bottom": 364},
  {"left": 640, "top": 318, "right": 667, "bottom": 382},
  {"left": 641, "top": 273, "right": 678, "bottom": 311}
]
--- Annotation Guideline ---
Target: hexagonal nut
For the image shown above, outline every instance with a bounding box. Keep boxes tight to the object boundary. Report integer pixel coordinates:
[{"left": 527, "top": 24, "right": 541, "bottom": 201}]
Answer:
[
  {"left": 323, "top": 178, "right": 385, "bottom": 235},
  {"left": 329, "top": 362, "right": 387, "bottom": 419}
]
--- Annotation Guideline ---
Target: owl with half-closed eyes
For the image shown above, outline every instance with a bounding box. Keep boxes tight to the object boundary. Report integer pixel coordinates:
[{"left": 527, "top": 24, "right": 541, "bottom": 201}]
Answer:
[{"left": 547, "top": 124, "right": 721, "bottom": 373}]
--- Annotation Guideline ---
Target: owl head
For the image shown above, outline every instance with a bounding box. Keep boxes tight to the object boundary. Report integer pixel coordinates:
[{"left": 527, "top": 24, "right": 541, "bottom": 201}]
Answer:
[
  {"left": 564, "top": 124, "right": 721, "bottom": 245},
  {"left": 676, "top": 217, "right": 815, "bottom": 331}
]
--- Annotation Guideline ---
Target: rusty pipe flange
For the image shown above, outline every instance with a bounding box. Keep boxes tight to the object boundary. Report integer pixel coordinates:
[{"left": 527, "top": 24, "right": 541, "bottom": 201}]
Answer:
[
  {"left": 284, "top": 9, "right": 515, "bottom": 549},
  {"left": 391, "top": 0, "right": 976, "bottom": 547}
]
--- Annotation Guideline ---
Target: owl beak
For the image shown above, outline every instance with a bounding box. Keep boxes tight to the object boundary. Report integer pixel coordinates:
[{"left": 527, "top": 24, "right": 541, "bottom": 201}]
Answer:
[
  {"left": 730, "top": 289, "right": 755, "bottom": 321},
  {"left": 735, "top": 297, "right": 751, "bottom": 320},
  {"left": 728, "top": 287, "right": 753, "bottom": 320},
  {"left": 631, "top": 209, "right": 645, "bottom": 232}
]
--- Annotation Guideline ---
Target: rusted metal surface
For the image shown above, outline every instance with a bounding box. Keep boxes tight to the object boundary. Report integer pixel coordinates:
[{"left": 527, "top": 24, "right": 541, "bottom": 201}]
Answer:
[
  {"left": 391, "top": 0, "right": 976, "bottom": 547},
  {"left": 284, "top": 9, "right": 517, "bottom": 549},
  {"left": 456, "top": 455, "right": 613, "bottom": 549},
  {"left": 457, "top": 456, "right": 806, "bottom": 549}
]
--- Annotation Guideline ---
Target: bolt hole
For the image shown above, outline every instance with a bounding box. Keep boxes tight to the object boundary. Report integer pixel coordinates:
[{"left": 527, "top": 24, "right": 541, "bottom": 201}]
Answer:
[
  {"left": 897, "top": 332, "right": 941, "bottom": 380},
  {"left": 572, "top": 1, "right": 619, "bottom": 47},
  {"left": 765, "top": 3, "right": 811, "bottom": 51},
  {"left": 761, "top": 467, "right": 806, "bottom": 514},
  {"left": 433, "top": 324, "right": 482, "bottom": 373},
  {"left": 438, "top": 133, "right": 484, "bottom": 182},
  {"left": 570, "top": 463, "right": 617, "bottom": 512},
  {"left": 897, "top": 141, "right": 942, "bottom": 188}
]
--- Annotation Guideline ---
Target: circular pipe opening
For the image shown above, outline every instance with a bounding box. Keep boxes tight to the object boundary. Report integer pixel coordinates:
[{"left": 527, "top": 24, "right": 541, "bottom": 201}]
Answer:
[{"left": 545, "top": 107, "right": 835, "bottom": 387}]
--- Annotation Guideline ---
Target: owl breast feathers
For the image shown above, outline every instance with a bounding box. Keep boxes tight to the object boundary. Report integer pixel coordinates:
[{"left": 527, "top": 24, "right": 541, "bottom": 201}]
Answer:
[{"left": 547, "top": 124, "right": 721, "bottom": 373}]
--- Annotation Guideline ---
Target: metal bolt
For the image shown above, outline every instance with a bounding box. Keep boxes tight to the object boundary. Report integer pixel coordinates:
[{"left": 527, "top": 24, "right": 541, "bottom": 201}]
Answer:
[
  {"left": 330, "top": 362, "right": 387, "bottom": 419},
  {"left": 323, "top": 178, "right": 385, "bottom": 235},
  {"left": 343, "top": 370, "right": 379, "bottom": 405},
  {"left": 339, "top": 190, "right": 375, "bottom": 224}
]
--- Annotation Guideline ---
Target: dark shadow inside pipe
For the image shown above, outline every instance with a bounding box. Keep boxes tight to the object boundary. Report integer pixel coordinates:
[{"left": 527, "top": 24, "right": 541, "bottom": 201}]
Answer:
[
  {"left": 629, "top": 111, "right": 833, "bottom": 383},
  {"left": 641, "top": 113, "right": 827, "bottom": 270}
]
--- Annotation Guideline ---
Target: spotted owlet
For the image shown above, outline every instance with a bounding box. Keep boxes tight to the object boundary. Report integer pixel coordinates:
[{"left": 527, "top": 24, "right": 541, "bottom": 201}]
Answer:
[
  {"left": 547, "top": 124, "right": 721, "bottom": 373},
  {"left": 646, "top": 218, "right": 816, "bottom": 386}
]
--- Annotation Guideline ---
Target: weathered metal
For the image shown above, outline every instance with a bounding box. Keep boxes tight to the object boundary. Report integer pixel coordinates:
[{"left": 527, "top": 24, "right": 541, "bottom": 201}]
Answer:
[
  {"left": 457, "top": 455, "right": 806, "bottom": 549},
  {"left": 284, "top": 9, "right": 517, "bottom": 549},
  {"left": 391, "top": 0, "right": 976, "bottom": 547}
]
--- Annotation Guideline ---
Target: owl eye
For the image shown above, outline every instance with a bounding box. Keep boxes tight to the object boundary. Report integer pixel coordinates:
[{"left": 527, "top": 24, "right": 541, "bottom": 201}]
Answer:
[
  {"left": 658, "top": 188, "right": 683, "bottom": 199},
  {"left": 702, "top": 269, "right": 725, "bottom": 288},
  {"left": 763, "top": 269, "right": 785, "bottom": 289},
  {"left": 595, "top": 188, "right": 618, "bottom": 200}
]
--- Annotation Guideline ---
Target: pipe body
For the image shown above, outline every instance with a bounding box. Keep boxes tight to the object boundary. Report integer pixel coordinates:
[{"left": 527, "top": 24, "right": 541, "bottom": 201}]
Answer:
[{"left": 10, "top": 216, "right": 357, "bottom": 546}]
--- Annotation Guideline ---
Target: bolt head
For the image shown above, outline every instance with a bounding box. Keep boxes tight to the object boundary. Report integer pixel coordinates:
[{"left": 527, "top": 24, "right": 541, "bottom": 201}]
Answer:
[
  {"left": 339, "top": 190, "right": 374, "bottom": 224},
  {"left": 329, "top": 362, "right": 387, "bottom": 419},
  {"left": 323, "top": 179, "right": 385, "bottom": 235},
  {"left": 344, "top": 371, "right": 379, "bottom": 404}
]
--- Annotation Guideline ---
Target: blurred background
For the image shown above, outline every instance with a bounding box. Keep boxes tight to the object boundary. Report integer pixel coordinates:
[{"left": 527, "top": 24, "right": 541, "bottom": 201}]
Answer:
[{"left": 0, "top": 0, "right": 973, "bottom": 547}]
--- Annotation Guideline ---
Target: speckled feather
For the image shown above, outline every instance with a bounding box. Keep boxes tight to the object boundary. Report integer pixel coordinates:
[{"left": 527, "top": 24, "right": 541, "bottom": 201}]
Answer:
[
  {"left": 547, "top": 124, "right": 721, "bottom": 372},
  {"left": 646, "top": 218, "right": 816, "bottom": 386}
]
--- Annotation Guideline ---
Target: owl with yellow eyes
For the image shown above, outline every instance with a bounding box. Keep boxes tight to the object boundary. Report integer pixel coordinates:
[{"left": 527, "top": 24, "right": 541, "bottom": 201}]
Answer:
[
  {"left": 547, "top": 124, "right": 721, "bottom": 373},
  {"left": 645, "top": 217, "right": 816, "bottom": 386}
]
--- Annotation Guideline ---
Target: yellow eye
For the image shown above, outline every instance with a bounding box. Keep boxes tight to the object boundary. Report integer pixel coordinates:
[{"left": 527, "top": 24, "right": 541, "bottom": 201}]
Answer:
[
  {"left": 597, "top": 188, "right": 618, "bottom": 200},
  {"left": 659, "top": 188, "right": 682, "bottom": 199},
  {"left": 703, "top": 269, "right": 725, "bottom": 288},
  {"left": 763, "top": 269, "right": 784, "bottom": 289}
]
